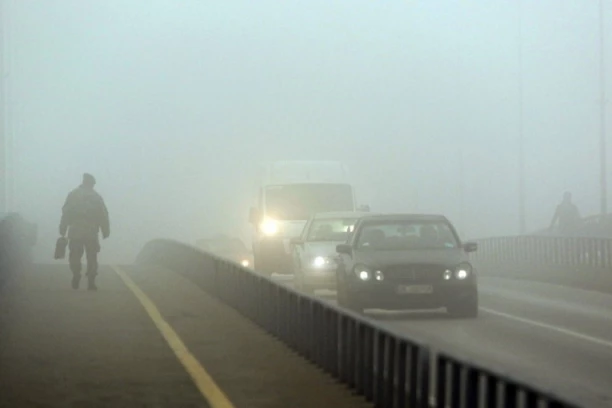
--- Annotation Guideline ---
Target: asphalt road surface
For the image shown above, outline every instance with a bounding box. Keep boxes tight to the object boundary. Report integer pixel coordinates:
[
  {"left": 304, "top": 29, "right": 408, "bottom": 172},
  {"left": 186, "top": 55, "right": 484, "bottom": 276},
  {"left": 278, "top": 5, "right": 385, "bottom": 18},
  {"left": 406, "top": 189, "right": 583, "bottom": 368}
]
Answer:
[
  {"left": 0, "top": 265, "right": 371, "bottom": 408},
  {"left": 273, "top": 274, "right": 612, "bottom": 408}
]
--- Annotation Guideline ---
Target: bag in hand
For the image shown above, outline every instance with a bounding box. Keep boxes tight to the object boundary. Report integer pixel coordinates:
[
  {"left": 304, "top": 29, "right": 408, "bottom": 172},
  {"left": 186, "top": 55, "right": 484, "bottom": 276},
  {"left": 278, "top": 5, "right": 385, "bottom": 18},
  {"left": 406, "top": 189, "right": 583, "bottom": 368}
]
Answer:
[{"left": 54, "top": 237, "right": 68, "bottom": 260}]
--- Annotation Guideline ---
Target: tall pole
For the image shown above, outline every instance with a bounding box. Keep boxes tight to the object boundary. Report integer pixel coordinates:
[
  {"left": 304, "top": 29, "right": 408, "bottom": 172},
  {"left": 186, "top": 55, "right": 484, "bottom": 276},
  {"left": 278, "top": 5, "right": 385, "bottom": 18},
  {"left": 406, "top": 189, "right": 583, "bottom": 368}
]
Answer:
[
  {"left": 600, "top": 0, "right": 607, "bottom": 219},
  {"left": 518, "top": 0, "right": 526, "bottom": 234},
  {"left": 459, "top": 148, "right": 465, "bottom": 238},
  {"left": 0, "top": 0, "right": 7, "bottom": 214}
]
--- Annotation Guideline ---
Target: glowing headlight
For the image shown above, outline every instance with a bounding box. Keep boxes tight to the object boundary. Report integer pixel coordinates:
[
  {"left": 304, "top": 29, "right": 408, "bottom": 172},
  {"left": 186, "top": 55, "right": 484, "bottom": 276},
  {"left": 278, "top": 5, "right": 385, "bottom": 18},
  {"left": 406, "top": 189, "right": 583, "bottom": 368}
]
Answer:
[
  {"left": 313, "top": 256, "right": 327, "bottom": 268},
  {"left": 241, "top": 259, "right": 250, "bottom": 267},
  {"left": 374, "top": 270, "right": 384, "bottom": 281},
  {"left": 444, "top": 269, "right": 452, "bottom": 280},
  {"left": 455, "top": 264, "right": 472, "bottom": 280},
  {"left": 260, "top": 219, "right": 279, "bottom": 236},
  {"left": 355, "top": 265, "right": 371, "bottom": 281}
]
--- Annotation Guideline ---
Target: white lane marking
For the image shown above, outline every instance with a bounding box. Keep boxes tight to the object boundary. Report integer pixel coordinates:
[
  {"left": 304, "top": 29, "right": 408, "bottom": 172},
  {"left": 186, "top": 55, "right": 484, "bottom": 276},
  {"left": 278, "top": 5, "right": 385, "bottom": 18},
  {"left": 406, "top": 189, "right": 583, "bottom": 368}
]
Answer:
[{"left": 480, "top": 307, "right": 612, "bottom": 349}]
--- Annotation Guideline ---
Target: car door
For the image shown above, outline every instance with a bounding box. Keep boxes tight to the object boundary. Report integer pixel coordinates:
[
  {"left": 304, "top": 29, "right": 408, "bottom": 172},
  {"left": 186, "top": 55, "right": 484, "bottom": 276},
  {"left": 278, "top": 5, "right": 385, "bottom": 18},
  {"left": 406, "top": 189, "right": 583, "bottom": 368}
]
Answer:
[
  {"left": 336, "top": 219, "right": 360, "bottom": 284},
  {"left": 293, "top": 218, "right": 312, "bottom": 274}
]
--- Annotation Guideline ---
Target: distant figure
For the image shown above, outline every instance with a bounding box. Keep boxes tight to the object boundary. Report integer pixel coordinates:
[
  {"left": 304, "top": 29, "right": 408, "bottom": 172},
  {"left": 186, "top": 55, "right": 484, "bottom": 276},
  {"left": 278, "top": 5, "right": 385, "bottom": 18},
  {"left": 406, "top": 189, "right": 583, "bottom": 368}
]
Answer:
[
  {"left": 549, "top": 192, "right": 580, "bottom": 235},
  {"left": 59, "top": 173, "right": 110, "bottom": 290}
]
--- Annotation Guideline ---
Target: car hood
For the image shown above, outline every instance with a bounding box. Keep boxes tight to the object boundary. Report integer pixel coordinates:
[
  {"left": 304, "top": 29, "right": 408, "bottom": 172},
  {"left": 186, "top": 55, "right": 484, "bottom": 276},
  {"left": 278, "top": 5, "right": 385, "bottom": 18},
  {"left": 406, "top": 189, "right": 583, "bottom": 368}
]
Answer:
[{"left": 355, "top": 249, "right": 468, "bottom": 268}]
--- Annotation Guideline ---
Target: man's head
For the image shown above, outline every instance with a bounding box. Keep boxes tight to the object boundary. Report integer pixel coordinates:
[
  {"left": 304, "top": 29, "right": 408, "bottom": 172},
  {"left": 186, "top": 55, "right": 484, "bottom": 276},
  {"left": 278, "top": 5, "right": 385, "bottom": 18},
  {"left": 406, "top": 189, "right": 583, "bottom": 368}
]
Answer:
[
  {"left": 82, "top": 173, "right": 96, "bottom": 189},
  {"left": 563, "top": 191, "right": 572, "bottom": 203}
]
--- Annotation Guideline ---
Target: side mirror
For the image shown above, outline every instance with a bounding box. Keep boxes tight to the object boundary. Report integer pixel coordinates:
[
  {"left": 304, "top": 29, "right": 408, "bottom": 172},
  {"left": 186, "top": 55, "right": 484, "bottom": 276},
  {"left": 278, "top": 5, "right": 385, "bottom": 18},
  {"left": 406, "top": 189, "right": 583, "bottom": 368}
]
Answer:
[
  {"left": 290, "top": 237, "right": 303, "bottom": 246},
  {"left": 336, "top": 244, "right": 353, "bottom": 255},
  {"left": 249, "top": 207, "right": 260, "bottom": 224},
  {"left": 463, "top": 242, "right": 478, "bottom": 253}
]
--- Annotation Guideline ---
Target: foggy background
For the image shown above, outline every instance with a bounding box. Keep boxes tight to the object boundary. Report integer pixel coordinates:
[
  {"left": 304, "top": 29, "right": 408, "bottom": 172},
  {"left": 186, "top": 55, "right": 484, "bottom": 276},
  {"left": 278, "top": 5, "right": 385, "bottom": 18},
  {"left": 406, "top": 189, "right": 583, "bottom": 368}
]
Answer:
[{"left": 3, "top": 0, "right": 611, "bottom": 263}]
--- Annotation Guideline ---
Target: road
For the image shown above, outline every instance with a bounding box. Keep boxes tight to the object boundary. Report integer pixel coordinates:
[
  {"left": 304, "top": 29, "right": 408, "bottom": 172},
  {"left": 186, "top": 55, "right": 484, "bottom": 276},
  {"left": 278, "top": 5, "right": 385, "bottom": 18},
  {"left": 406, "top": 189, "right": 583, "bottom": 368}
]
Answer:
[
  {"left": 0, "top": 265, "right": 371, "bottom": 408},
  {"left": 271, "top": 274, "right": 612, "bottom": 408}
]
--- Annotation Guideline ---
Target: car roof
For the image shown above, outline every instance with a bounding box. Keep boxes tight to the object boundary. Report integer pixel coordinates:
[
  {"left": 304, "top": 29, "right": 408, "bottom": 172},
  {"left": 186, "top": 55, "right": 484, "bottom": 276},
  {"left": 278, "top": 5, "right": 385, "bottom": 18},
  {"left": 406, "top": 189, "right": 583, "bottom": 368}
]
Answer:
[
  {"left": 312, "top": 211, "right": 374, "bottom": 219},
  {"left": 358, "top": 213, "right": 449, "bottom": 223}
]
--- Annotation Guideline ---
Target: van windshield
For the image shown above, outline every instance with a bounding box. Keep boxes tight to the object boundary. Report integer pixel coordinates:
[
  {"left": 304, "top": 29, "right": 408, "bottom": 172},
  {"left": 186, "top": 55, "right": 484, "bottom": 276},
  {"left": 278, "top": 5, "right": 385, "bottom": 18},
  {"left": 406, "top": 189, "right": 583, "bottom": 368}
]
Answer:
[{"left": 265, "top": 184, "right": 354, "bottom": 220}]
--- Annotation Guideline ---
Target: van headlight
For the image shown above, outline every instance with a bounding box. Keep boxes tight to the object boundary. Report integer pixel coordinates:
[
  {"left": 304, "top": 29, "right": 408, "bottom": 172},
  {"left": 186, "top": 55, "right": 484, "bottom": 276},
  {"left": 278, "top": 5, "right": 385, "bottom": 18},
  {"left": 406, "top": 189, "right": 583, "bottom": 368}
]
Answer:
[
  {"left": 455, "top": 264, "right": 472, "bottom": 280},
  {"left": 260, "top": 219, "right": 279, "bottom": 236}
]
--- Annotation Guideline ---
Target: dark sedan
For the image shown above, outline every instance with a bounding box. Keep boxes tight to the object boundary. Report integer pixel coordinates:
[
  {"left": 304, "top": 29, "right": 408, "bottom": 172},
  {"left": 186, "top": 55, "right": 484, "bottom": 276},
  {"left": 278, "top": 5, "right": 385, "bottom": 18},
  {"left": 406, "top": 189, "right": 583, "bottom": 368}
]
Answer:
[{"left": 335, "top": 214, "right": 478, "bottom": 317}]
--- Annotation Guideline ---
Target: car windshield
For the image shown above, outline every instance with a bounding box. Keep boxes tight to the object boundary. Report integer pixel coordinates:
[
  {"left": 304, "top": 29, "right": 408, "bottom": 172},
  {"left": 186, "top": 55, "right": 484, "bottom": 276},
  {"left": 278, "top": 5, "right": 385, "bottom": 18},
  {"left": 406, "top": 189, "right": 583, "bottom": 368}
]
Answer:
[
  {"left": 306, "top": 218, "right": 358, "bottom": 242},
  {"left": 356, "top": 220, "right": 460, "bottom": 250},
  {"left": 264, "top": 184, "right": 354, "bottom": 220}
]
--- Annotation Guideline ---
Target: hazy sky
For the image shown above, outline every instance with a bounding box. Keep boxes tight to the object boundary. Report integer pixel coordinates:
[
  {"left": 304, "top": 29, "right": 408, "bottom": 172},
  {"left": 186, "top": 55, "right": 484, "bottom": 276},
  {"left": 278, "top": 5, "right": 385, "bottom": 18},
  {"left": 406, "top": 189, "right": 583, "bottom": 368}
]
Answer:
[{"left": 3, "top": 0, "right": 611, "bottom": 262}]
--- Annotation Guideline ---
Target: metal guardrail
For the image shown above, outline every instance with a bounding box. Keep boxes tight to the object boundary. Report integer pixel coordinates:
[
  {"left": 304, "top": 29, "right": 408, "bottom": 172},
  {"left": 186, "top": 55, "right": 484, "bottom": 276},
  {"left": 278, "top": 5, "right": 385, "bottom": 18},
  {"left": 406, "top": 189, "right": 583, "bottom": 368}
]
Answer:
[
  {"left": 137, "top": 239, "right": 581, "bottom": 408},
  {"left": 470, "top": 235, "right": 612, "bottom": 268}
]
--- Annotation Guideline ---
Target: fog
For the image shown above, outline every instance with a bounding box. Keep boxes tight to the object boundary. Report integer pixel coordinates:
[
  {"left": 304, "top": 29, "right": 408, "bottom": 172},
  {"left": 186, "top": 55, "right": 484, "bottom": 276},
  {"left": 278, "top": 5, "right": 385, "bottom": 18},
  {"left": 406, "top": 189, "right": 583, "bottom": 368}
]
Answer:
[{"left": 3, "top": 0, "right": 611, "bottom": 263}]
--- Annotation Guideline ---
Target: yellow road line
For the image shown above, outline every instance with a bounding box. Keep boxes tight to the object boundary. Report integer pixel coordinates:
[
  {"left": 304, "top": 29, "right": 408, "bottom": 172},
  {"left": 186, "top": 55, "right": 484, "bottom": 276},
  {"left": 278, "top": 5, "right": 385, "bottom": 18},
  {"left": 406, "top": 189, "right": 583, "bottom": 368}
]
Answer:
[{"left": 112, "top": 265, "right": 235, "bottom": 408}]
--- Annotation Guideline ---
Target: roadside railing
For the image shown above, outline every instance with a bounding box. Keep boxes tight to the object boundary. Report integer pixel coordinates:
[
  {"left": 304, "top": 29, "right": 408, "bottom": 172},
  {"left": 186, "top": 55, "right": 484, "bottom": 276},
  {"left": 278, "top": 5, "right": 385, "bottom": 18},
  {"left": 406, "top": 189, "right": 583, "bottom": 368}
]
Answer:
[
  {"left": 137, "top": 239, "right": 581, "bottom": 408},
  {"left": 470, "top": 235, "right": 612, "bottom": 268}
]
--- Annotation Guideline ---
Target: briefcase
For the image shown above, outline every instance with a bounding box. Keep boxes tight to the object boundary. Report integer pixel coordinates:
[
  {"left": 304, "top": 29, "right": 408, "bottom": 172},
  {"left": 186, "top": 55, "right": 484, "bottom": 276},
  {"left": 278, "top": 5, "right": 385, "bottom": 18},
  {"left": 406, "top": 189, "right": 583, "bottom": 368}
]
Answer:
[{"left": 54, "top": 237, "right": 68, "bottom": 260}]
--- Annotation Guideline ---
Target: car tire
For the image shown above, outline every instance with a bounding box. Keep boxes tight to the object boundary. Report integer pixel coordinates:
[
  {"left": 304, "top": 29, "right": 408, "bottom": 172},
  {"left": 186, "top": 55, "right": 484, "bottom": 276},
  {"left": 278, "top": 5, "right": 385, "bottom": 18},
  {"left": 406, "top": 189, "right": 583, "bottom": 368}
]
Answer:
[{"left": 447, "top": 296, "right": 478, "bottom": 318}]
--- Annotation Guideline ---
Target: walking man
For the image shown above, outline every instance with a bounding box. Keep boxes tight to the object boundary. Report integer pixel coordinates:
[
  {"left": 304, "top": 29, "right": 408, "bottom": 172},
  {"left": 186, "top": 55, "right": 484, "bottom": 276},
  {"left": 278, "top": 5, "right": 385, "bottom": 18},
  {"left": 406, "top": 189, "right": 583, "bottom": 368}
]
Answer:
[
  {"left": 549, "top": 191, "right": 580, "bottom": 235},
  {"left": 59, "top": 173, "right": 110, "bottom": 290}
]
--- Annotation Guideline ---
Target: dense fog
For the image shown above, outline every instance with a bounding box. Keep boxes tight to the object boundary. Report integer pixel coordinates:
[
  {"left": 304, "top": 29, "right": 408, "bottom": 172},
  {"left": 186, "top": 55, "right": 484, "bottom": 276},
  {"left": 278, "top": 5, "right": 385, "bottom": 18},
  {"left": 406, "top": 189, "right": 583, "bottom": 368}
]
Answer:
[{"left": 2, "top": 0, "right": 611, "bottom": 262}]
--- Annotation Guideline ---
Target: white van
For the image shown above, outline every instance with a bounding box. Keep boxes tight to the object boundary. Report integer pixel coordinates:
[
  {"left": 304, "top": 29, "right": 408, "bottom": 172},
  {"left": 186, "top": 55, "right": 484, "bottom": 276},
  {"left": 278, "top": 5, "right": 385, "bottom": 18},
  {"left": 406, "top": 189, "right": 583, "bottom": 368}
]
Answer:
[{"left": 248, "top": 161, "right": 368, "bottom": 275}]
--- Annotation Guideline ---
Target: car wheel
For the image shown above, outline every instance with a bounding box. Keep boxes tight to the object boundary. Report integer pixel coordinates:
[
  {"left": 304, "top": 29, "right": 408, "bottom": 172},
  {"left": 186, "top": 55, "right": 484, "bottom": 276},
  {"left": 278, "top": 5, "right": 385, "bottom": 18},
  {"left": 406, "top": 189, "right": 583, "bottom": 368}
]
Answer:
[{"left": 447, "top": 296, "right": 478, "bottom": 318}]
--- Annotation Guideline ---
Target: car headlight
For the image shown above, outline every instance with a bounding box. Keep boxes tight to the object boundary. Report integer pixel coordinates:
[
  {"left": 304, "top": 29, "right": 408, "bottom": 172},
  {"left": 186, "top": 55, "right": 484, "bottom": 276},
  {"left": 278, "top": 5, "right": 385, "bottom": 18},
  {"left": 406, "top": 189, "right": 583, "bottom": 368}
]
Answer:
[
  {"left": 455, "top": 263, "right": 472, "bottom": 280},
  {"left": 354, "top": 264, "right": 371, "bottom": 281},
  {"left": 241, "top": 259, "right": 250, "bottom": 267},
  {"left": 312, "top": 256, "right": 334, "bottom": 268},
  {"left": 354, "top": 264, "right": 383, "bottom": 281},
  {"left": 260, "top": 219, "right": 279, "bottom": 236}
]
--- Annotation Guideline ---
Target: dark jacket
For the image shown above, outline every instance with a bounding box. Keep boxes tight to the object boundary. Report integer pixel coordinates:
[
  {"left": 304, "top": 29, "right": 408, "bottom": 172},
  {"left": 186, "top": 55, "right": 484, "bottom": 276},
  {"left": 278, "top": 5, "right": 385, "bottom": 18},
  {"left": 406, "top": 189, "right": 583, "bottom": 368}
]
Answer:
[{"left": 59, "top": 186, "right": 110, "bottom": 240}]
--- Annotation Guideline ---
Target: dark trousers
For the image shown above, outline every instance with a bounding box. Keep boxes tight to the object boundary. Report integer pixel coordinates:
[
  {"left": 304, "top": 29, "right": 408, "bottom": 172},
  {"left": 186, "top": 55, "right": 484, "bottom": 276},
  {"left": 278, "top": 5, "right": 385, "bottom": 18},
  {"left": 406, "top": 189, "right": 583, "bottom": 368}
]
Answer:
[{"left": 69, "top": 238, "right": 100, "bottom": 278}]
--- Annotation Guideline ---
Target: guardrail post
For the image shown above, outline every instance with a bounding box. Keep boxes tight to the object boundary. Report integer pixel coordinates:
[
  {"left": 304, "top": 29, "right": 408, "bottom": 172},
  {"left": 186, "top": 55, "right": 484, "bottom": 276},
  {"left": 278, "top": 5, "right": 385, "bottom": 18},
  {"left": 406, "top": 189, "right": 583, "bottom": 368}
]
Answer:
[
  {"left": 486, "top": 374, "right": 499, "bottom": 407},
  {"left": 504, "top": 382, "right": 518, "bottom": 407},
  {"left": 418, "top": 347, "right": 430, "bottom": 408},
  {"left": 435, "top": 356, "right": 447, "bottom": 408},
  {"left": 374, "top": 330, "right": 385, "bottom": 407},
  {"left": 364, "top": 326, "right": 375, "bottom": 401},
  {"left": 464, "top": 367, "right": 479, "bottom": 408},
  {"left": 396, "top": 341, "right": 408, "bottom": 408},
  {"left": 383, "top": 336, "right": 396, "bottom": 408}
]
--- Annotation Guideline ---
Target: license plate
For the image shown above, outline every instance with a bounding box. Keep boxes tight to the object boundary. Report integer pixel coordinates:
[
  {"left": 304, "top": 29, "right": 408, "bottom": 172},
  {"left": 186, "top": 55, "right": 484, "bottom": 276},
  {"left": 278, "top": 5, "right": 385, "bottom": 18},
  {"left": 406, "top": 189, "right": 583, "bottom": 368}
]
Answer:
[{"left": 397, "top": 285, "right": 433, "bottom": 294}]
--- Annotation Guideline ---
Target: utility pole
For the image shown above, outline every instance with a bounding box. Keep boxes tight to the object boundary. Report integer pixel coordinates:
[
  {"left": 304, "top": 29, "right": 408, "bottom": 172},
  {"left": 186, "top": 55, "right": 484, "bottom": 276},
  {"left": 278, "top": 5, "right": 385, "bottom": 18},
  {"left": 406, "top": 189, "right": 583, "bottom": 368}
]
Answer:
[
  {"left": 0, "top": 0, "right": 11, "bottom": 214},
  {"left": 599, "top": 0, "right": 608, "bottom": 219},
  {"left": 0, "top": 0, "right": 6, "bottom": 213},
  {"left": 517, "top": 0, "right": 526, "bottom": 234}
]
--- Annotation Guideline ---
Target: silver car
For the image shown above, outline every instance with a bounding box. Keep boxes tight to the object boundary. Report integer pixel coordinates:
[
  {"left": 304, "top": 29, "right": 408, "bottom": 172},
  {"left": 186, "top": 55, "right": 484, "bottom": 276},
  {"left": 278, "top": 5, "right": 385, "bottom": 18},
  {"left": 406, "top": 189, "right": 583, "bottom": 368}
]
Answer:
[{"left": 290, "top": 211, "right": 371, "bottom": 293}]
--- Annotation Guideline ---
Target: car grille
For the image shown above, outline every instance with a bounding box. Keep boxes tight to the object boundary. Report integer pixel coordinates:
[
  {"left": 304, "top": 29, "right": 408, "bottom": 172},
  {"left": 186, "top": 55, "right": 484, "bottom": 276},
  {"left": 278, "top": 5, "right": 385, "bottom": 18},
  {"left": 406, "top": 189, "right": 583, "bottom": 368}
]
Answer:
[{"left": 383, "top": 264, "right": 445, "bottom": 283}]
